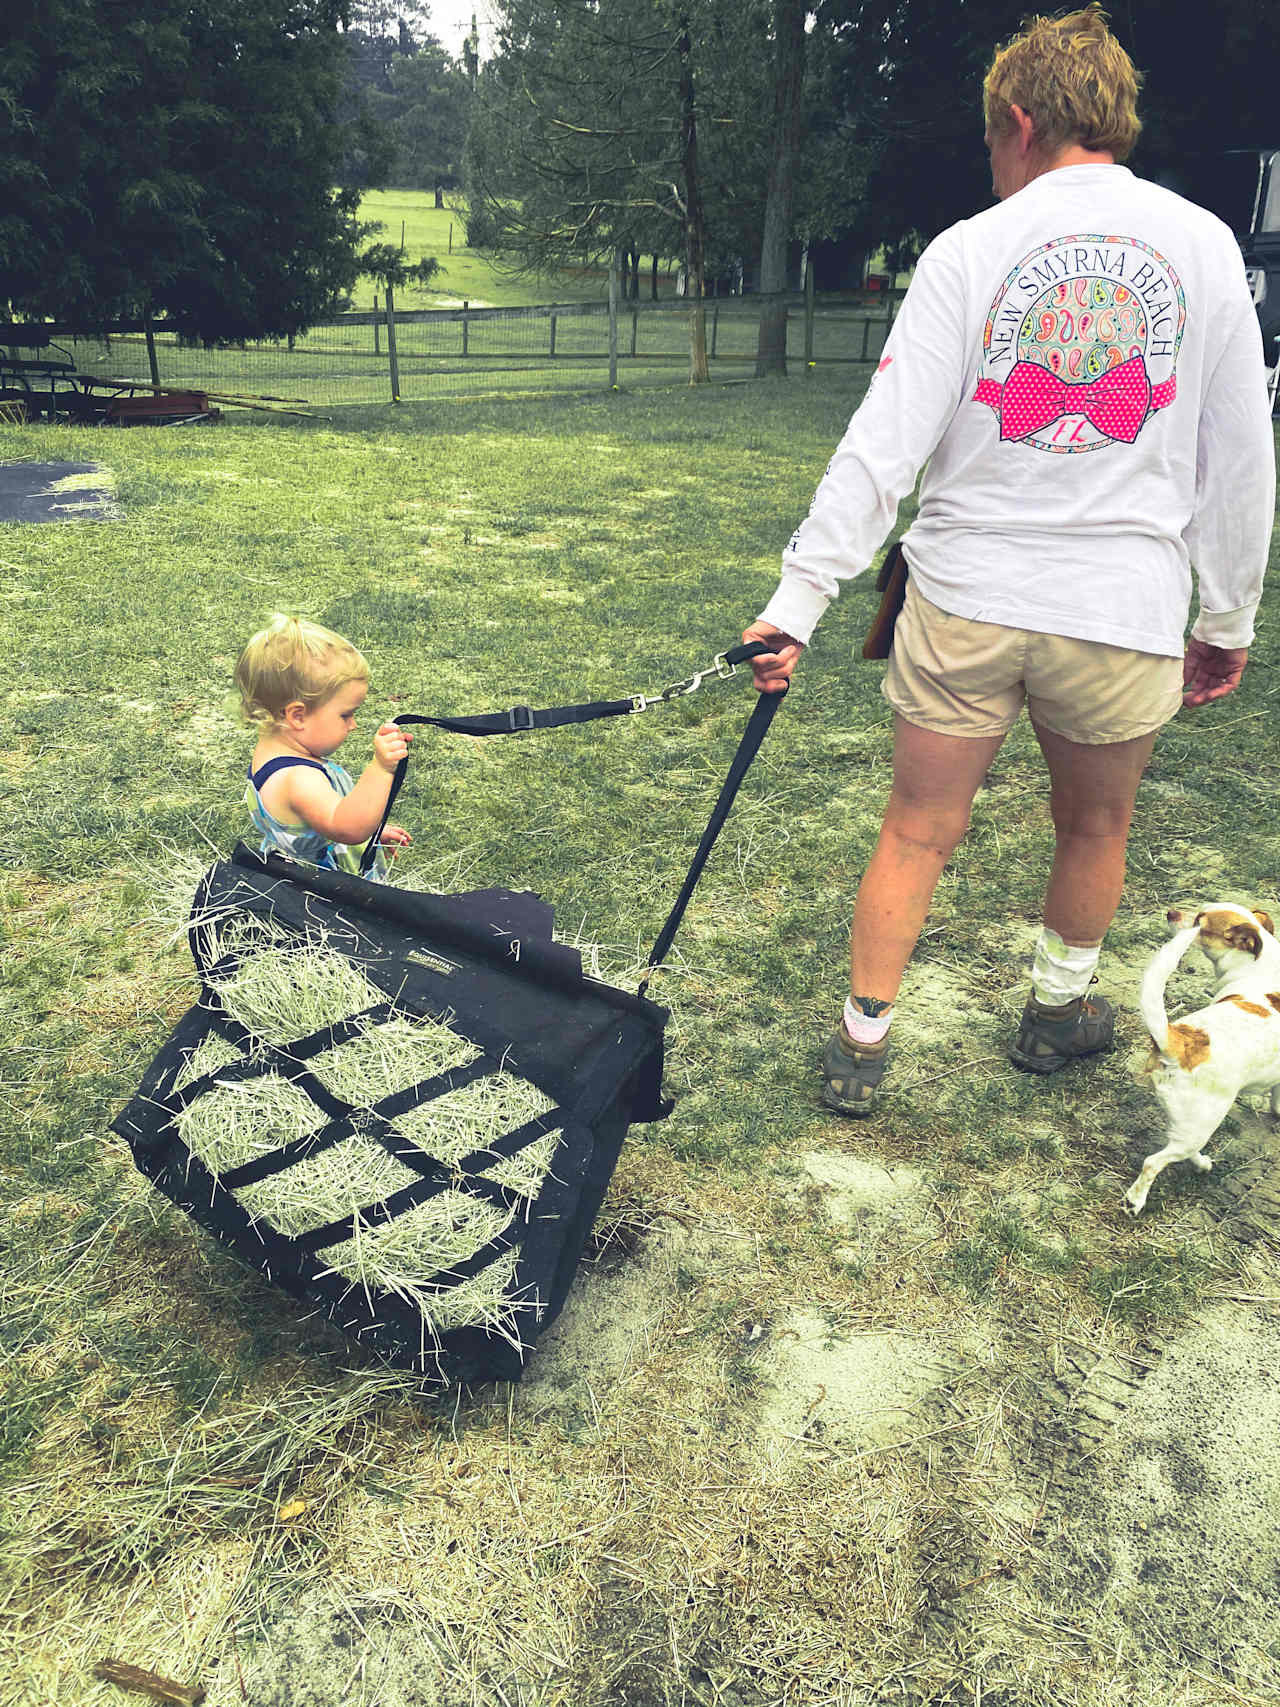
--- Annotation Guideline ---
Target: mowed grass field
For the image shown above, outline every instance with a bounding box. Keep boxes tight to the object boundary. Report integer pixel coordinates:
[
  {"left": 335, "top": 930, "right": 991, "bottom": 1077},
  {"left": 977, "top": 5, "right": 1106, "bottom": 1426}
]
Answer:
[
  {"left": 57, "top": 190, "right": 899, "bottom": 406},
  {"left": 2, "top": 376, "right": 1280, "bottom": 1707},
  {"left": 356, "top": 190, "right": 620, "bottom": 308}
]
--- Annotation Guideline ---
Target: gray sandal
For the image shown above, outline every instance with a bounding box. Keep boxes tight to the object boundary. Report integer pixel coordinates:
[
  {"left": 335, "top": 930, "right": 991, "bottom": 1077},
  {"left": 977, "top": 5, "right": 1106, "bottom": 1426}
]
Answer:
[
  {"left": 1009, "top": 991, "right": 1114, "bottom": 1075},
  {"left": 821, "top": 1025, "right": 891, "bottom": 1116}
]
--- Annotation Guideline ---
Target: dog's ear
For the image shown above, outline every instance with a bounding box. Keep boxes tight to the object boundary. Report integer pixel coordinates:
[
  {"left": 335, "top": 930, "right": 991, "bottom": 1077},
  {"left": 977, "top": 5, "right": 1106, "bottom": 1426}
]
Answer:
[
  {"left": 1253, "top": 909, "right": 1275, "bottom": 936},
  {"left": 1226, "top": 923, "right": 1264, "bottom": 957}
]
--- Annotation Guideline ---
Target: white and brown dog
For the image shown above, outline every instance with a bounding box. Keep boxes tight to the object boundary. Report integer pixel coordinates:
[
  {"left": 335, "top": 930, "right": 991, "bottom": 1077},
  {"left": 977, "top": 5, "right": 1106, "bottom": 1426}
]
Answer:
[{"left": 1127, "top": 903, "right": 1280, "bottom": 1214}]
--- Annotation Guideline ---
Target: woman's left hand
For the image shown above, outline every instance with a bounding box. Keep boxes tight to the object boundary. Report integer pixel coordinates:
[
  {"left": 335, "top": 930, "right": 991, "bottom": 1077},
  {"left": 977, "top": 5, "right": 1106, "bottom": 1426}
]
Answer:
[
  {"left": 1183, "top": 638, "right": 1248, "bottom": 707},
  {"left": 380, "top": 822, "right": 412, "bottom": 847}
]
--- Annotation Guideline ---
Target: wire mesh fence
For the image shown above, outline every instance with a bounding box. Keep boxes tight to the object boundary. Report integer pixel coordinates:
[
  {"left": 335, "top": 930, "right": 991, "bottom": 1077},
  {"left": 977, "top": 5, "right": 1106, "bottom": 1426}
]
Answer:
[{"left": 2, "top": 295, "right": 901, "bottom": 415}]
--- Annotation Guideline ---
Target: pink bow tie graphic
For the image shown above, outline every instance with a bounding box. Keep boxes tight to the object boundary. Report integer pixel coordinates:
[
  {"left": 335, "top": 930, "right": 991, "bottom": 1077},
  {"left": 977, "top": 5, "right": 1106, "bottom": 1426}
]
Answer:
[{"left": 979, "top": 354, "right": 1154, "bottom": 444}]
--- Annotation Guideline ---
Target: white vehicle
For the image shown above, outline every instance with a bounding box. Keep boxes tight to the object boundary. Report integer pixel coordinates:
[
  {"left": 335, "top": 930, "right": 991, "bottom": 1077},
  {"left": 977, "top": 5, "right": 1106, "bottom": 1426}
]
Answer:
[{"left": 1173, "top": 148, "right": 1280, "bottom": 411}]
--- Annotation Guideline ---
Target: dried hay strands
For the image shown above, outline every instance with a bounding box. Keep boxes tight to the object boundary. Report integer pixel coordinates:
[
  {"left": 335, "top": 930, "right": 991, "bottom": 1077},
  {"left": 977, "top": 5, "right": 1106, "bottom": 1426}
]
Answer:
[
  {"left": 171, "top": 949, "right": 564, "bottom": 1351},
  {"left": 208, "top": 941, "right": 383, "bottom": 1044}
]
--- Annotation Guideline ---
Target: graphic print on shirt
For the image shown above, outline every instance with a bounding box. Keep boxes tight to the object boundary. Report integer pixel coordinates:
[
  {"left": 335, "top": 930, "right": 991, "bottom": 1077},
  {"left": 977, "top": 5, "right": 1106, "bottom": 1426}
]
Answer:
[{"left": 973, "top": 235, "right": 1184, "bottom": 454}]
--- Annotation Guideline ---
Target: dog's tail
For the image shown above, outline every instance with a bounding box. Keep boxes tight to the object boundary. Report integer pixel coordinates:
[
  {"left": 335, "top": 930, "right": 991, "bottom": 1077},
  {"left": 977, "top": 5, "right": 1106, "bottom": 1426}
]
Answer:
[{"left": 1138, "top": 924, "right": 1200, "bottom": 1056}]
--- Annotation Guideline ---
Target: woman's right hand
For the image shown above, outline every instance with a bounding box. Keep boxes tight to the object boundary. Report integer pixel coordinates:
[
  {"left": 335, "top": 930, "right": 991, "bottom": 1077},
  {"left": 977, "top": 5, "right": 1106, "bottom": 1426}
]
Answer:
[{"left": 742, "top": 622, "right": 804, "bottom": 694}]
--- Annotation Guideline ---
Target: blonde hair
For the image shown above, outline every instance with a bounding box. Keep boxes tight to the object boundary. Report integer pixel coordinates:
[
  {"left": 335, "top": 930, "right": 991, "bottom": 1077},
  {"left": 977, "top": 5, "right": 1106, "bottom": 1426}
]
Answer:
[
  {"left": 984, "top": 6, "right": 1141, "bottom": 163},
  {"left": 235, "top": 615, "right": 368, "bottom": 725}
]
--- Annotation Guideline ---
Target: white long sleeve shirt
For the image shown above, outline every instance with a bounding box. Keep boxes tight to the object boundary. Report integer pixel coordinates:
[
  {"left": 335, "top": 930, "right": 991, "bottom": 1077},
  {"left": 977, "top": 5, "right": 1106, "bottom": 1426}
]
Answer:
[{"left": 761, "top": 164, "right": 1276, "bottom": 657}]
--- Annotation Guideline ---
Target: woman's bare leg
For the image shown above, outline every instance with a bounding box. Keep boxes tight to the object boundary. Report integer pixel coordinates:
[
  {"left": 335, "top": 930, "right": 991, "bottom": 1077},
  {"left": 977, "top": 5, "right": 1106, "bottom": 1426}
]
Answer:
[
  {"left": 1032, "top": 722, "right": 1157, "bottom": 946},
  {"left": 848, "top": 716, "right": 1007, "bottom": 1005}
]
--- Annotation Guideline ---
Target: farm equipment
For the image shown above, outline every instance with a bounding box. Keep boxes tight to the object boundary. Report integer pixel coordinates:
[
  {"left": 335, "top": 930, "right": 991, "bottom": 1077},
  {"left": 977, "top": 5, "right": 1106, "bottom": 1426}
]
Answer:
[{"left": 0, "top": 344, "right": 220, "bottom": 425}]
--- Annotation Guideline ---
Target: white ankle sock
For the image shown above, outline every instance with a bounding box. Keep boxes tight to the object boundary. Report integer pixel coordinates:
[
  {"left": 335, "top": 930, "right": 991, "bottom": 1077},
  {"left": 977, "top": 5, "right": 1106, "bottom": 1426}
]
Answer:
[
  {"left": 1031, "top": 928, "right": 1101, "bottom": 1006},
  {"left": 843, "top": 995, "right": 893, "bottom": 1044}
]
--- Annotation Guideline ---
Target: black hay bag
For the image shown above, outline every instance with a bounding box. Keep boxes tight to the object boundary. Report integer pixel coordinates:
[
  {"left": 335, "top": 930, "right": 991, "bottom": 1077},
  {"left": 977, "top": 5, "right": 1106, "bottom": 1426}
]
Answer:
[
  {"left": 112, "top": 645, "right": 784, "bottom": 1387},
  {"left": 114, "top": 847, "right": 670, "bottom": 1386}
]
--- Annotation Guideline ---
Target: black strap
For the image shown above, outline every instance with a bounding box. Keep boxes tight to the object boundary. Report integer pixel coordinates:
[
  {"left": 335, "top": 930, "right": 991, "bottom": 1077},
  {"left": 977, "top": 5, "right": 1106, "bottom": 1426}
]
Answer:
[
  {"left": 249, "top": 755, "right": 334, "bottom": 791},
  {"left": 358, "top": 643, "right": 785, "bottom": 991},
  {"left": 637, "top": 683, "right": 783, "bottom": 996}
]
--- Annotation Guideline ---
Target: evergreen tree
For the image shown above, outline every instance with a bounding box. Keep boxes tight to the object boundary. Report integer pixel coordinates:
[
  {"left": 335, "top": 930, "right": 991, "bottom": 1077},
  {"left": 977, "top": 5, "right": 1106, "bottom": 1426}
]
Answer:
[{"left": 0, "top": 0, "right": 375, "bottom": 340}]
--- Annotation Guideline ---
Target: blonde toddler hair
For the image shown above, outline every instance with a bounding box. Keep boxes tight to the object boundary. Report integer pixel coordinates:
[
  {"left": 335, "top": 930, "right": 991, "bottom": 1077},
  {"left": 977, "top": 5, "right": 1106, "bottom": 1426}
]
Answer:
[
  {"left": 984, "top": 6, "right": 1141, "bottom": 163},
  {"left": 235, "top": 615, "right": 369, "bottom": 725}
]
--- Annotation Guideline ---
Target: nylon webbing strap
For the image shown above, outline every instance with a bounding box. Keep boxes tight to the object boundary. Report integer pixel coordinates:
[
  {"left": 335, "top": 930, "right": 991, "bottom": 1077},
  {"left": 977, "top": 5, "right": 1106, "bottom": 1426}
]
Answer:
[
  {"left": 358, "top": 642, "right": 786, "bottom": 991},
  {"left": 637, "top": 683, "right": 783, "bottom": 997}
]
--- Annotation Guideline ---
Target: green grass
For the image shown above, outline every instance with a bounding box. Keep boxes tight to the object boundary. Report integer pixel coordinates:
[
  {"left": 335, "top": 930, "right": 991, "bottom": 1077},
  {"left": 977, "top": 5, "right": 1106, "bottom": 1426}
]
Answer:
[
  {"left": 1, "top": 378, "right": 1278, "bottom": 1706},
  {"left": 45, "top": 192, "right": 897, "bottom": 406},
  {"left": 355, "top": 189, "right": 621, "bottom": 309}
]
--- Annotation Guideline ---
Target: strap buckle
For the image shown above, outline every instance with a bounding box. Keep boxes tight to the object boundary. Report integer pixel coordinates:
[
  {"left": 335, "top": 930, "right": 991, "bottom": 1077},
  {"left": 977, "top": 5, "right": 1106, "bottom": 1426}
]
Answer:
[{"left": 505, "top": 705, "right": 535, "bottom": 732}]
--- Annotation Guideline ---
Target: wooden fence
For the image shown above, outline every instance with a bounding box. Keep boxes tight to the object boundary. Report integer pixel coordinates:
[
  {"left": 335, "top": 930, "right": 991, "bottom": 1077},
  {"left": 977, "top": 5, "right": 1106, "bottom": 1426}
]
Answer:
[{"left": 1, "top": 291, "right": 905, "bottom": 409}]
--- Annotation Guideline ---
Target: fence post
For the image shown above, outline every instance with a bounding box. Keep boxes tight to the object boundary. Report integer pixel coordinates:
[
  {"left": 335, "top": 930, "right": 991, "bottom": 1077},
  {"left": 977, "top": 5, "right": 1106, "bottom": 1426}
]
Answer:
[
  {"left": 550, "top": 312, "right": 557, "bottom": 357},
  {"left": 617, "top": 249, "right": 628, "bottom": 385},
  {"left": 144, "top": 316, "right": 161, "bottom": 385},
  {"left": 710, "top": 303, "right": 719, "bottom": 361},
  {"left": 384, "top": 283, "right": 401, "bottom": 402},
  {"left": 861, "top": 317, "right": 871, "bottom": 361},
  {"left": 804, "top": 254, "right": 815, "bottom": 367},
  {"left": 630, "top": 308, "right": 638, "bottom": 358},
  {"left": 374, "top": 294, "right": 380, "bottom": 355},
  {"left": 462, "top": 302, "right": 469, "bottom": 357}
]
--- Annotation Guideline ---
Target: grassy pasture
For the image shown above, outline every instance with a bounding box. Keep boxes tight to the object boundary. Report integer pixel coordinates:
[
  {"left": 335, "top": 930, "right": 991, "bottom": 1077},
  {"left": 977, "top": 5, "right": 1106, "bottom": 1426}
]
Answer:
[
  {"left": 50, "top": 190, "right": 896, "bottom": 406},
  {"left": 355, "top": 190, "right": 619, "bottom": 309},
  {"left": 1, "top": 376, "right": 1279, "bottom": 1706}
]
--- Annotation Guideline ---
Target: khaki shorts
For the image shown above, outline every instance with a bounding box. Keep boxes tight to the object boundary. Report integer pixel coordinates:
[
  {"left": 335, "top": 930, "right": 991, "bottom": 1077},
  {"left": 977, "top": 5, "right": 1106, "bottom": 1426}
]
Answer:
[{"left": 883, "top": 581, "right": 1183, "bottom": 746}]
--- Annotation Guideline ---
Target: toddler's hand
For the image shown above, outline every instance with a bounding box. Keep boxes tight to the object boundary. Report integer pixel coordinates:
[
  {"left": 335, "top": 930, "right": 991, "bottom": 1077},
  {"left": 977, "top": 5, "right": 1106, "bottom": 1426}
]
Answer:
[
  {"left": 380, "top": 822, "right": 412, "bottom": 848},
  {"left": 373, "top": 722, "right": 413, "bottom": 772}
]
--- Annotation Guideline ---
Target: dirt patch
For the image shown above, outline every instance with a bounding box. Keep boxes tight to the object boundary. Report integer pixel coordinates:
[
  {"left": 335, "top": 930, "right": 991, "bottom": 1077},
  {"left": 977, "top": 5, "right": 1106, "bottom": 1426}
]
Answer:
[
  {"left": 898, "top": 956, "right": 996, "bottom": 1048},
  {"left": 798, "top": 1151, "right": 927, "bottom": 1231},
  {"left": 754, "top": 1308, "right": 957, "bottom": 1457},
  {"left": 519, "top": 1221, "right": 709, "bottom": 1425},
  {"left": 225, "top": 1596, "right": 457, "bottom": 1707},
  {"left": 1040, "top": 1301, "right": 1280, "bottom": 1694},
  {"left": 174, "top": 704, "right": 239, "bottom": 760}
]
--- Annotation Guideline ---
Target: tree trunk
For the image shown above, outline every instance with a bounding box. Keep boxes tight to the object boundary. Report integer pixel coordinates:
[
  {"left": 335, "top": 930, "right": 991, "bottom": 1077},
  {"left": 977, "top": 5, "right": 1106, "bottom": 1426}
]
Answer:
[
  {"left": 678, "top": 23, "right": 709, "bottom": 384},
  {"left": 755, "top": 0, "right": 807, "bottom": 378}
]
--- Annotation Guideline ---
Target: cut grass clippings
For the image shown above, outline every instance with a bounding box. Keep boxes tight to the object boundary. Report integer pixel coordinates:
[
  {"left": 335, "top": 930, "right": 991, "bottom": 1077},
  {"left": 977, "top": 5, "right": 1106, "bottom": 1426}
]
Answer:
[{"left": 1, "top": 373, "right": 1278, "bottom": 1706}]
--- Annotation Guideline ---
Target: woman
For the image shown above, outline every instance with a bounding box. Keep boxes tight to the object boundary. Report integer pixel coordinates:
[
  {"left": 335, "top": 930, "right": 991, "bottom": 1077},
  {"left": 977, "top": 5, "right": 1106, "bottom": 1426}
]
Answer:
[{"left": 745, "top": 7, "right": 1275, "bottom": 1114}]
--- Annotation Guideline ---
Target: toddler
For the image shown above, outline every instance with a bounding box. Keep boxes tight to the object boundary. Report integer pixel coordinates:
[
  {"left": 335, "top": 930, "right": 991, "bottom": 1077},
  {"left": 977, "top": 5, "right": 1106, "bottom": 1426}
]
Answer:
[{"left": 235, "top": 615, "right": 413, "bottom": 880}]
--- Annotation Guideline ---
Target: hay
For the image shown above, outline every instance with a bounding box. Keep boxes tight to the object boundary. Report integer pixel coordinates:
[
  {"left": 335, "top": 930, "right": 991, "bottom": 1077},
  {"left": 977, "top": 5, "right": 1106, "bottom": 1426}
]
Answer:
[
  {"left": 209, "top": 942, "right": 383, "bottom": 1044},
  {"left": 174, "top": 955, "right": 562, "bottom": 1349},
  {"left": 175, "top": 1072, "right": 325, "bottom": 1176},
  {"left": 309, "top": 1014, "right": 481, "bottom": 1103},
  {"left": 315, "top": 1192, "right": 522, "bottom": 1334},
  {"left": 172, "top": 1031, "right": 246, "bottom": 1093},
  {"left": 392, "top": 1067, "right": 559, "bottom": 1198}
]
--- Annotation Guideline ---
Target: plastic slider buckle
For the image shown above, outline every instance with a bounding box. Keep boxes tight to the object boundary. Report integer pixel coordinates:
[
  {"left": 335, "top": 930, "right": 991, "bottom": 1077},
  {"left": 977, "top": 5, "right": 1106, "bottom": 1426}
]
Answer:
[{"left": 505, "top": 705, "right": 535, "bottom": 732}]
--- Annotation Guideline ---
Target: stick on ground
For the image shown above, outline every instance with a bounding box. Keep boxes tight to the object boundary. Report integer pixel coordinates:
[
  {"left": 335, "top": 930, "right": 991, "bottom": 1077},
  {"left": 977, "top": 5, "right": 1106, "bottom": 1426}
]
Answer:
[{"left": 93, "top": 1659, "right": 206, "bottom": 1706}]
